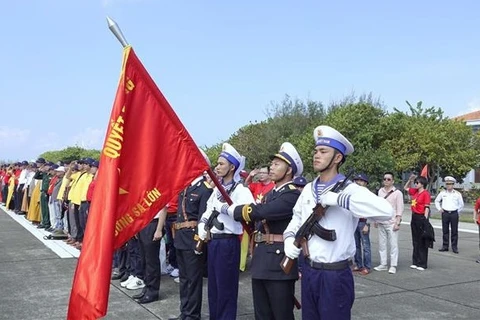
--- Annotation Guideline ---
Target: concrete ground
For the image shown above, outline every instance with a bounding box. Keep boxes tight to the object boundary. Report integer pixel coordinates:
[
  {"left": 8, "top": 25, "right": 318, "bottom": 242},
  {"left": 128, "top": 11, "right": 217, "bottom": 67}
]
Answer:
[{"left": 0, "top": 204, "right": 479, "bottom": 320}]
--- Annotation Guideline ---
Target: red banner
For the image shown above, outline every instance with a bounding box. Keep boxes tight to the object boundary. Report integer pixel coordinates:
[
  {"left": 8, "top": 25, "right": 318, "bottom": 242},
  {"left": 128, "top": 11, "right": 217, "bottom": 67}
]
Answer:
[{"left": 67, "top": 46, "right": 210, "bottom": 319}]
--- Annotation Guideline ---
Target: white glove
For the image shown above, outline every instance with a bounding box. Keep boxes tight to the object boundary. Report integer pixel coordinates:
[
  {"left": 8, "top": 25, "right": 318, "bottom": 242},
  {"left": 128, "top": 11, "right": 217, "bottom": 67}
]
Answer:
[
  {"left": 197, "top": 222, "right": 207, "bottom": 240},
  {"left": 284, "top": 237, "right": 301, "bottom": 259},
  {"left": 319, "top": 191, "right": 339, "bottom": 207}
]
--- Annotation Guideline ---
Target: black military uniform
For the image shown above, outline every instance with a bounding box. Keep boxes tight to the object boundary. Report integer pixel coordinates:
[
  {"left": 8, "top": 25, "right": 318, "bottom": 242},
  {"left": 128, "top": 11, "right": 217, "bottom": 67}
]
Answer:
[
  {"left": 233, "top": 182, "right": 300, "bottom": 320},
  {"left": 172, "top": 177, "right": 212, "bottom": 320}
]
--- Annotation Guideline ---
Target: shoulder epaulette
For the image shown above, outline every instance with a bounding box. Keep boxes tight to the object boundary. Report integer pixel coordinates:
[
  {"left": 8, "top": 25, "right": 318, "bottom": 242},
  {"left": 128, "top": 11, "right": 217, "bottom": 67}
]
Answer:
[
  {"left": 203, "top": 181, "right": 213, "bottom": 189},
  {"left": 288, "top": 184, "right": 296, "bottom": 190}
]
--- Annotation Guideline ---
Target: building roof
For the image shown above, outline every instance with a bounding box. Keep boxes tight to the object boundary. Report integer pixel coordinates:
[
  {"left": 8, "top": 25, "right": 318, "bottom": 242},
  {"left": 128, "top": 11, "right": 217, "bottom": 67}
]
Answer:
[{"left": 454, "top": 110, "right": 480, "bottom": 121}]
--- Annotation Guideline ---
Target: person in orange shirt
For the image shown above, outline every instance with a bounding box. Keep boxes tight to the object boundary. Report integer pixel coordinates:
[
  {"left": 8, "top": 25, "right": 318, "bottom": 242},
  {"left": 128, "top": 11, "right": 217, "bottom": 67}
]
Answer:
[
  {"left": 245, "top": 167, "right": 275, "bottom": 204},
  {"left": 474, "top": 197, "right": 480, "bottom": 264},
  {"left": 5, "top": 166, "right": 16, "bottom": 210}
]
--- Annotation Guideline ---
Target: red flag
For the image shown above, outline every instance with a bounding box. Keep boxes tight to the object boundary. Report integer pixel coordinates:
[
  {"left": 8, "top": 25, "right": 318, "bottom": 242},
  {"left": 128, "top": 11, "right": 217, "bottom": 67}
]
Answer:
[
  {"left": 67, "top": 46, "right": 210, "bottom": 319},
  {"left": 420, "top": 164, "right": 428, "bottom": 178}
]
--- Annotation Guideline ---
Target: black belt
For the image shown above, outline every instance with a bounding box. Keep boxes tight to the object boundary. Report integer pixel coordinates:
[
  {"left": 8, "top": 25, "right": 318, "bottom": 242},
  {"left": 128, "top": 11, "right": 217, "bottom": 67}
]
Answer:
[
  {"left": 305, "top": 258, "right": 350, "bottom": 271},
  {"left": 211, "top": 233, "right": 237, "bottom": 239},
  {"left": 443, "top": 210, "right": 458, "bottom": 213}
]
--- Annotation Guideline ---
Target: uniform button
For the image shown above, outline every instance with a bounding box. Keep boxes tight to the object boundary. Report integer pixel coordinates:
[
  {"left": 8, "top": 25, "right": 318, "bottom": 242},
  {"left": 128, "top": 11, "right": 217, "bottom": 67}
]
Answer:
[
  {"left": 275, "top": 249, "right": 280, "bottom": 254},
  {"left": 255, "top": 244, "right": 258, "bottom": 248}
]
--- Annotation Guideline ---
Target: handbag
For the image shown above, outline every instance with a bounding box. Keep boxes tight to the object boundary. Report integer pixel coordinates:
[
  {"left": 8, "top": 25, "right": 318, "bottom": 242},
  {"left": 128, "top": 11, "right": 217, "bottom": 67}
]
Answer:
[{"left": 422, "top": 219, "right": 435, "bottom": 248}]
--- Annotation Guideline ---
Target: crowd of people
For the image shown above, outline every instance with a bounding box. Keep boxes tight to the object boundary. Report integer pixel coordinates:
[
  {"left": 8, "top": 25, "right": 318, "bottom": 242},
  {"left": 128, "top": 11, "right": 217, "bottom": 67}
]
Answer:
[
  {"left": 1, "top": 124, "right": 480, "bottom": 320},
  {"left": 0, "top": 158, "right": 99, "bottom": 249}
]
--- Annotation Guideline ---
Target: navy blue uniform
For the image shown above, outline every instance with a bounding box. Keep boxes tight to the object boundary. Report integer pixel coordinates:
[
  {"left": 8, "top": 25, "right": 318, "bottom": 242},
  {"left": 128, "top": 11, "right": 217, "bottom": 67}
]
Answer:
[
  {"left": 233, "top": 182, "right": 300, "bottom": 320},
  {"left": 174, "top": 177, "right": 212, "bottom": 320}
]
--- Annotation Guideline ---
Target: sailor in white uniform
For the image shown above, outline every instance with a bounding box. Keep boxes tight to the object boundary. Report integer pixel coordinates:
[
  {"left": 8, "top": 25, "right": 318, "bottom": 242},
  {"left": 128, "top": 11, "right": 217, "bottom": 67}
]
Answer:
[
  {"left": 283, "top": 125, "right": 393, "bottom": 320},
  {"left": 198, "top": 143, "right": 254, "bottom": 320}
]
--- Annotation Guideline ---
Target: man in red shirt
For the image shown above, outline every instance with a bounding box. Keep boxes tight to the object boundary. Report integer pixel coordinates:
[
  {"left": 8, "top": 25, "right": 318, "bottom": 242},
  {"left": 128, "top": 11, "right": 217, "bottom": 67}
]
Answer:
[
  {"left": 474, "top": 197, "right": 480, "bottom": 264},
  {"left": 245, "top": 167, "right": 275, "bottom": 204}
]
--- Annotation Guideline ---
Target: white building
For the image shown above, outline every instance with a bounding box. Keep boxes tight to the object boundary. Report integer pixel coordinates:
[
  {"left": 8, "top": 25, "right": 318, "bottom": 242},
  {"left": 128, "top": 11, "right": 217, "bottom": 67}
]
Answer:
[{"left": 454, "top": 110, "right": 480, "bottom": 190}]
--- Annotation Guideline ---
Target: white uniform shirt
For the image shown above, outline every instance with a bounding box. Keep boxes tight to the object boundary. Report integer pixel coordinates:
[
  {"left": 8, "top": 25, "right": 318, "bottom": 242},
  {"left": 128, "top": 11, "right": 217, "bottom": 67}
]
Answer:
[
  {"left": 377, "top": 187, "right": 404, "bottom": 225},
  {"left": 24, "top": 171, "right": 36, "bottom": 190},
  {"left": 284, "top": 175, "right": 393, "bottom": 263},
  {"left": 434, "top": 190, "right": 464, "bottom": 212},
  {"left": 17, "top": 169, "right": 28, "bottom": 188},
  {"left": 200, "top": 183, "right": 254, "bottom": 235}
]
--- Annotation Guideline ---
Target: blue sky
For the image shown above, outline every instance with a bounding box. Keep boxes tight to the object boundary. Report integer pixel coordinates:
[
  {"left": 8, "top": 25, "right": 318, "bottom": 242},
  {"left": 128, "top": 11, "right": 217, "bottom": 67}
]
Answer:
[{"left": 1, "top": 0, "right": 479, "bottom": 161}]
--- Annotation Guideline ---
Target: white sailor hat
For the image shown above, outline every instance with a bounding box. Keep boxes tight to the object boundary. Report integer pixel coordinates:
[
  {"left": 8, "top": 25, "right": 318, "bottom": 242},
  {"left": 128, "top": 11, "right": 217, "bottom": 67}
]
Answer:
[
  {"left": 272, "top": 142, "right": 304, "bottom": 178},
  {"left": 219, "top": 143, "right": 245, "bottom": 182},
  {"left": 444, "top": 176, "right": 456, "bottom": 183},
  {"left": 313, "top": 125, "right": 354, "bottom": 156},
  {"left": 199, "top": 147, "right": 211, "bottom": 167}
]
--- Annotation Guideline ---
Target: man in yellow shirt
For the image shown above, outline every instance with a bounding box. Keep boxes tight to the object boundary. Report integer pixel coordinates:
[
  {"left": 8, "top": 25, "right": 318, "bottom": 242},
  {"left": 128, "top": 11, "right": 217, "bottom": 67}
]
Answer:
[
  {"left": 76, "top": 158, "right": 94, "bottom": 248},
  {"left": 66, "top": 158, "right": 94, "bottom": 248},
  {"left": 65, "top": 160, "right": 87, "bottom": 247}
]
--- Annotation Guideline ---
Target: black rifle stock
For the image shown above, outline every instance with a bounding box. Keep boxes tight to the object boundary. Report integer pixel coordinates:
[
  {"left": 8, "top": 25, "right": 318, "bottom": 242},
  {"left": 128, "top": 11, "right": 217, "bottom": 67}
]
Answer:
[{"left": 280, "top": 171, "right": 353, "bottom": 274}]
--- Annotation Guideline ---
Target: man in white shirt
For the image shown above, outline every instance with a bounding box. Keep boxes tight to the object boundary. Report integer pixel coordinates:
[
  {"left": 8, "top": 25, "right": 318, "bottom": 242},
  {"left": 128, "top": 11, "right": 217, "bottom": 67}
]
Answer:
[
  {"left": 374, "top": 172, "right": 404, "bottom": 274},
  {"left": 435, "top": 176, "right": 464, "bottom": 253},
  {"left": 283, "top": 125, "right": 393, "bottom": 320},
  {"left": 15, "top": 161, "right": 29, "bottom": 213}
]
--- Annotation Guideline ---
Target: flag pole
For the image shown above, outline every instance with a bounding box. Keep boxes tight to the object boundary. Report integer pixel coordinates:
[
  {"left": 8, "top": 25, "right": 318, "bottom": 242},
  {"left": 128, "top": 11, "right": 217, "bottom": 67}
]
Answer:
[{"left": 106, "top": 16, "right": 129, "bottom": 47}]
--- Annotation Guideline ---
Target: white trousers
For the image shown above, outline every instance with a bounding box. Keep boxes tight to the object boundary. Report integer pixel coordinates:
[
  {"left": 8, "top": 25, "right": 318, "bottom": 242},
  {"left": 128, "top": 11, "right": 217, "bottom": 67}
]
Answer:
[
  {"left": 378, "top": 223, "right": 399, "bottom": 267},
  {"left": 48, "top": 201, "right": 56, "bottom": 228}
]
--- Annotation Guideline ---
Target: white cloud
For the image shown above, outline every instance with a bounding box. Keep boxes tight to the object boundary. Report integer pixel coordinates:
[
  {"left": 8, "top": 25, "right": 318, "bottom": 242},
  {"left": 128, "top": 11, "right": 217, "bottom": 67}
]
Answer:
[
  {"left": 33, "top": 132, "right": 62, "bottom": 151},
  {"left": 454, "top": 98, "right": 480, "bottom": 117},
  {"left": 0, "top": 126, "right": 30, "bottom": 147},
  {"left": 466, "top": 98, "right": 480, "bottom": 112},
  {"left": 71, "top": 128, "right": 105, "bottom": 150}
]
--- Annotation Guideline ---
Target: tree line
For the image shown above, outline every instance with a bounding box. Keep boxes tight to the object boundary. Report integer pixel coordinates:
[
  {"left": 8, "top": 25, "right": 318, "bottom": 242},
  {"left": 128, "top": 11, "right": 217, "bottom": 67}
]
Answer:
[
  {"left": 204, "top": 94, "right": 480, "bottom": 191},
  {"left": 28, "top": 94, "right": 480, "bottom": 192}
]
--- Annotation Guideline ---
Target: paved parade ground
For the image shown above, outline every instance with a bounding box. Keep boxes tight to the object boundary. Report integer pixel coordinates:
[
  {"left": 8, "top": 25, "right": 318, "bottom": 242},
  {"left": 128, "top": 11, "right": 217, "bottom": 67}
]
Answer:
[{"left": 1, "top": 205, "right": 479, "bottom": 320}]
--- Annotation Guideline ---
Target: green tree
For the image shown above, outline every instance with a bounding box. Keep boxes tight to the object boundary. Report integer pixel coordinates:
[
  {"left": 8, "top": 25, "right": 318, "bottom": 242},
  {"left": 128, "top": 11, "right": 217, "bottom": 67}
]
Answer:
[
  {"left": 384, "top": 101, "right": 480, "bottom": 187},
  {"left": 324, "top": 95, "right": 395, "bottom": 187},
  {"left": 234, "top": 96, "right": 327, "bottom": 170},
  {"left": 39, "top": 146, "right": 100, "bottom": 163},
  {"left": 203, "top": 143, "right": 222, "bottom": 168}
]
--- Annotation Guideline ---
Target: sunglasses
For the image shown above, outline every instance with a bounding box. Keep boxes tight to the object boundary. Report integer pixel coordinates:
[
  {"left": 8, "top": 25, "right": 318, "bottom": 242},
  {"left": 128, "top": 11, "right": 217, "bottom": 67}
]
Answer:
[
  {"left": 383, "top": 178, "right": 392, "bottom": 181},
  {"left": 446, "top": 183, "right": 454, "bottom": 185}
]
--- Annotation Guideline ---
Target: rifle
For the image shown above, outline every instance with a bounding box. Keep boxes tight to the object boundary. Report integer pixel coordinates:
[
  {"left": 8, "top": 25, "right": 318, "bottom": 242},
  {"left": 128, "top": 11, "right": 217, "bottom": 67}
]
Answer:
[
  {"left": 280, "top": 170, "right": 353, "bottom": 274},
  {"left": 195, "top": 168, "right": 254, "bottom": 253},
  {"left": 195, "top": 208, "right": 224, "bottom": 253}
]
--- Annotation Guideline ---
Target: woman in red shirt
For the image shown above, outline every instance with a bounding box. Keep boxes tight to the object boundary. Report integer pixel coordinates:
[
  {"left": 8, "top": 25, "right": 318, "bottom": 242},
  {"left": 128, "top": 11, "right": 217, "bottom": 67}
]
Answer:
[{"left": 404, "top": 174, "right": 431, "bottom": 271}]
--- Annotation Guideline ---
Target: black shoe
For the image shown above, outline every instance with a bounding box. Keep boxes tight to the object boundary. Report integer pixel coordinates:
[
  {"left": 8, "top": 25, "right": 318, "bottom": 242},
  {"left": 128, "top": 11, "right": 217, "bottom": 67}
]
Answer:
[
  {"left": 111, "top": 273, "right": 125, "bottom": 280},
  {"left": 438, "top": 248, "right": 448, "bottom": 252},
  {"left": 37, "top": 224, "right": 46, "bottom": 229},
  {"left": 476, "top": 259, "right": 480, "bottom": 264},
  {"left": 137, "top": 295, "right": 158, "bottom": 304},
  {"left": 452, "top": 248, "right": 459, "bottom": 254},
  {"left": 132, "top": 290, "right": 146, "bottom": 300}
]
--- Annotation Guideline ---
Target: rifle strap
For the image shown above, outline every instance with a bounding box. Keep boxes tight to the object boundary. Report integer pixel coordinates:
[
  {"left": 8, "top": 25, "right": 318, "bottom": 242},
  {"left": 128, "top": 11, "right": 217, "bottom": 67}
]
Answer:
[
  {"left": 181, "top": 186, "right": 189, "bottom": 222},
  {"left": 384, "top": 189, "right": 395, "bottom": 199},
  {"left": 261, "top": 219, "right": 272, "bottom": 244}
]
